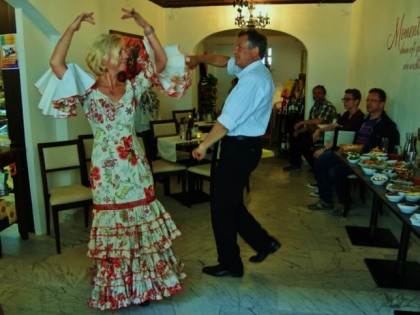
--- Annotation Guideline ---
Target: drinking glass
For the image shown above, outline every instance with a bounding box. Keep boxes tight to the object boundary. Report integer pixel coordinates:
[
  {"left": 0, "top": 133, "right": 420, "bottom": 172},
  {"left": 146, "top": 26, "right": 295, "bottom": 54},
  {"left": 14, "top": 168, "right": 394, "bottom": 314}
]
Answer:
[
  {"left": 406, "top": 151, "right": 417, "bottom": 169},
  {"left": 381, "top": 137, "right": 389, "bottom": 153}
]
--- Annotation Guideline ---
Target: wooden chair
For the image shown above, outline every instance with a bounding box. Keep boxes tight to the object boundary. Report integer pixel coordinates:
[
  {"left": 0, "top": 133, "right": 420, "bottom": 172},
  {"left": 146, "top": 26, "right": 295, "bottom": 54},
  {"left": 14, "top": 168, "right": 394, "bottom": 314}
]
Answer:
[
  {"left": 137, "top": 132, "right": 186, "bottom": 196},
  {"left": 38, "top": 139, "right": 92, "bottom": 254},
  {"left": 172, "top": 109, "right": 195, "bottom": 133},
  {"left": 186, "top": 141, "right": 220, "bottom": 208},
  {"left": 78, "top": 134, "right": 94, "bottom": 187}
]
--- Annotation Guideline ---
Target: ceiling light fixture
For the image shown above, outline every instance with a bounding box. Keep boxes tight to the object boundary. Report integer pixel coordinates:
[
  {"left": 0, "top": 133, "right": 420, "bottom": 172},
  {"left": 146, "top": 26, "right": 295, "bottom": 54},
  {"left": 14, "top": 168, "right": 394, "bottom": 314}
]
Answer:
[{"left": 233, "top": 0, "right": 270, "bottom": 28}]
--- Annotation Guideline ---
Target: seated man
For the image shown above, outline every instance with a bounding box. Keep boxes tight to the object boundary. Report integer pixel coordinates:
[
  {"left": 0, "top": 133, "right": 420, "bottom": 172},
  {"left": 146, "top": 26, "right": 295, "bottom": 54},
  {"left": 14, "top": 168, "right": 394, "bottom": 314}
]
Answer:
[
  {"left": 307, "top": 88, "right": 365, "bottom": 197},
  {"left": 283, "top": 85, "right": 336, "bottom": 171},
  {"left": 308, "top": 88, "right": 399, "bottom": 211}
]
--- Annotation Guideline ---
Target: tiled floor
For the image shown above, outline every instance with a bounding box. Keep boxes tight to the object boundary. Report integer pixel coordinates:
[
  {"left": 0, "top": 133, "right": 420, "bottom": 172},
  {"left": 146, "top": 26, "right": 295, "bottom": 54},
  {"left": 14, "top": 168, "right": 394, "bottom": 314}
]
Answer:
[{"left": 1, "top": 156, "right": 420, "bottom": 315}]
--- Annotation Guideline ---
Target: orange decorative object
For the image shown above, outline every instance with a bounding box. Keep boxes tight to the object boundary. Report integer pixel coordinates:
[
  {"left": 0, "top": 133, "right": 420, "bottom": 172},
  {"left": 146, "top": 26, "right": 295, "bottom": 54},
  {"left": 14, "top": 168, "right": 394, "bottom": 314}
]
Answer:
[{"left": 9, "top": 163, "right": 16, "bottom": 176}]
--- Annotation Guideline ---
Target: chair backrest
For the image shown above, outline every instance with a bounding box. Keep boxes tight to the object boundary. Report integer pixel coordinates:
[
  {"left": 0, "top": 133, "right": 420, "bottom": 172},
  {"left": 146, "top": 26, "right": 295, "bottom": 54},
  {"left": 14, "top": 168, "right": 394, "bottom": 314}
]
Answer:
[
  {"left": 324, "top": 131, "right": 335, "bottom": 145},
  {"left": 78, "top": 134, "right": 94, "bottom": 186},
  {"left": 38, "top": 139, "right": 89, "bottom": 205},
  {"left": 149, "top": 119, "right": 179, "bottom": 160},
  {"left": 333, "top": 127, "right": 356, "bottom": 147},
  {"left": 150, "top": 119, "right": 178, "bottom": 138}
]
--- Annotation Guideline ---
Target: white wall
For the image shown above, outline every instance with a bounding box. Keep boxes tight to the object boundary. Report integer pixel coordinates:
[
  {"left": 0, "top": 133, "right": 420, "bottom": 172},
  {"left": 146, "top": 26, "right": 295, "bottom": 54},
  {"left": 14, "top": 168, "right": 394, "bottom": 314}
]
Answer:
[{"left": 350, "top": 0, "right": 420, "bottom": 146}]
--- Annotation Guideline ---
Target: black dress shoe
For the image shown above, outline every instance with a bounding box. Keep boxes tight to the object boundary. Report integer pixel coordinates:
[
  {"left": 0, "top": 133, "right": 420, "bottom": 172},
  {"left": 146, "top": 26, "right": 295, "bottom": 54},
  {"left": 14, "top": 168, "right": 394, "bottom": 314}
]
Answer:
[
  {"left": 202, "top": 264, "right": 243, "bottom": 278},
  {"left": 139, "top": 300, "right": 150, "bottom": 307},
  {"left": 249, "top": 239, "right": 281, "bottom": 263}
]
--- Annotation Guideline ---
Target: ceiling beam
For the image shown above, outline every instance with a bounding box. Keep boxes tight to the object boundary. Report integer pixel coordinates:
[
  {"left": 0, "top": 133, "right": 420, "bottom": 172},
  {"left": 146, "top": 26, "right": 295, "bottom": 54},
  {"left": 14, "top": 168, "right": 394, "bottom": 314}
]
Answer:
[{"left": 148, "top": 0, "right": 355, "bottom": 8}]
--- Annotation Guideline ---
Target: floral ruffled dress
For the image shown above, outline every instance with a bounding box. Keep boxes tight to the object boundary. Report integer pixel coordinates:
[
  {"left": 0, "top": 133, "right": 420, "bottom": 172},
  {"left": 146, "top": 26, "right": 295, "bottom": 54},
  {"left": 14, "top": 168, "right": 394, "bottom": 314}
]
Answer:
[{"left": 35, "top": 41, "right": 191, "bottom": 311}]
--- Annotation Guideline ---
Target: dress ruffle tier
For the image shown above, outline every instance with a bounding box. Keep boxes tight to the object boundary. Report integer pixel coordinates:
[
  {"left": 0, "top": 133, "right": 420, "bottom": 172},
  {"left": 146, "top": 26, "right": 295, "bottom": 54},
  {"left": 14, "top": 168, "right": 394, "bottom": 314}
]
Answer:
[{"left": 87, "top": 197, "right": 186, "bottom": 310}]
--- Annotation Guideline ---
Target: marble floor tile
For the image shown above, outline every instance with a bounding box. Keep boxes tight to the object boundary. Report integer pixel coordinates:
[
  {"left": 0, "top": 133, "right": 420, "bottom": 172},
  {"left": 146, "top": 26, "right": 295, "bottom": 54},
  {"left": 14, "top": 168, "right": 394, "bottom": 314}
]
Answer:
[{"left": 0, "top": 156, "right": 420, "bottom": 315}]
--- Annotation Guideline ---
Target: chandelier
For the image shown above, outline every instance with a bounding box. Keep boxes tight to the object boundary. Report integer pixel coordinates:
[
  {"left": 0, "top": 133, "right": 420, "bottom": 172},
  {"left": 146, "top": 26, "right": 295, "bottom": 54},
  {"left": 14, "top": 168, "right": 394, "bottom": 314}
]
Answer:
[{"left": 233, "top": 0, "right": 270, "bottom": 29}]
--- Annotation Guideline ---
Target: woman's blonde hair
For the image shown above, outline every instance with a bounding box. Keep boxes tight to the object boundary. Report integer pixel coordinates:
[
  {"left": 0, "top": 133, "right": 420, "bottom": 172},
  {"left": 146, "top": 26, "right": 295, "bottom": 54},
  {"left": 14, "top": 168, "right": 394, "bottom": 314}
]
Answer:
[{"left": 85, "top": 34, "right": 123, "bottom": 76}]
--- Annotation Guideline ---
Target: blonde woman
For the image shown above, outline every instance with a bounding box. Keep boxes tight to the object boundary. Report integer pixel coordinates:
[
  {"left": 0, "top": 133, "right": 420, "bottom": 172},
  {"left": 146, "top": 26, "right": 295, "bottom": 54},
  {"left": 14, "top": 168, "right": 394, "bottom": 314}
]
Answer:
[{"left": 36, "top": 9, "right": 190, "bottom": 311}]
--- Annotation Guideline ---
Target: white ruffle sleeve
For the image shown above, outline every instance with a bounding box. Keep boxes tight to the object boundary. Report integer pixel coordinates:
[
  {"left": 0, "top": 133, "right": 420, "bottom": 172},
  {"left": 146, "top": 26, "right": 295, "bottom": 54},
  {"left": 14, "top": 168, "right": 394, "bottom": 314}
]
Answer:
[
  {"left": 35, "top": 64, "right": 95, "bottom": 118},
  {"left": 140, "top": 38, "right": 192, "bottom": 99}
]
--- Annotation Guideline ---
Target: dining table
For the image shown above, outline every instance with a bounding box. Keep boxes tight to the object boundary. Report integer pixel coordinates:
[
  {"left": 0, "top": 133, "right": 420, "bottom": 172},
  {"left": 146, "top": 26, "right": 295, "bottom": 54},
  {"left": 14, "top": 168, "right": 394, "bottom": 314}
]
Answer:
[
  {"left": 157, "top": 133, "right": 210, "bottom": 207},
  {"left": 336, "top": 151, "right": 420, "bottom": 290},
  {"left": 157, "top": 133, "right": 208, "bottom": 163},
  {"left": 195, "top": 120, "right": 215, "bottom": 133}
]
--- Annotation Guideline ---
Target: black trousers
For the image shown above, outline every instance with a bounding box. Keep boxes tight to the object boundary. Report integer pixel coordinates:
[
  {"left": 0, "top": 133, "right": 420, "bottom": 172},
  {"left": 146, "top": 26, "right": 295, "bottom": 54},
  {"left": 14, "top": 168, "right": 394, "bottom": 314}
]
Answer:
[
  {"left": 210, "top": 136, "right": 272, "bottom": 271},
  {"left": 288, "top": 131, "right": 315, "bottom": 168}
]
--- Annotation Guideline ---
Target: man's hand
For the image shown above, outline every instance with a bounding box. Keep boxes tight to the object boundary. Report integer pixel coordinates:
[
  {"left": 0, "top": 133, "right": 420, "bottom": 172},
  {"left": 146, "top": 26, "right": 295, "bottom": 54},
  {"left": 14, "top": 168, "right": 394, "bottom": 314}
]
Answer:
[
  {"left": 312, "top": 129, "right": 321, "bottom": 141},
  {"left": 313, "top": 147, "right": 325, "bottom": 158},
  {"left": 294, "top": 121, "right": 303, "bottom": 130},
  {"left": 192, "top": 143, "right": 207, "bottom": 161},
  {"left": 185, "top": 55, "right": 200, "bottom": 70}
]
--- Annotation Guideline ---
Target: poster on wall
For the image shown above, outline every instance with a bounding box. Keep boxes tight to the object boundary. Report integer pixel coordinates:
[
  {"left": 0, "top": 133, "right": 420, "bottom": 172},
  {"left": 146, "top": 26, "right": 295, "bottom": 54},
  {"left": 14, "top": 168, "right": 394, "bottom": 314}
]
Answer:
[
  {"left": 109, "top": 30, "right": 144, "bottom": 81},
  {"left": 0, "top": 33, "right": 18, "bottom": 70}
]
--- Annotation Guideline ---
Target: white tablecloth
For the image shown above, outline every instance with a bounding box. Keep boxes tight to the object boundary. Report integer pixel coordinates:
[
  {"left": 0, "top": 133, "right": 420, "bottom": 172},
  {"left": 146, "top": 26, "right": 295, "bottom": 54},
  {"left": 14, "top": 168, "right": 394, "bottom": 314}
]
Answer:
[{"left": 157, "top": 134, "right": 207, "bottom": 162}]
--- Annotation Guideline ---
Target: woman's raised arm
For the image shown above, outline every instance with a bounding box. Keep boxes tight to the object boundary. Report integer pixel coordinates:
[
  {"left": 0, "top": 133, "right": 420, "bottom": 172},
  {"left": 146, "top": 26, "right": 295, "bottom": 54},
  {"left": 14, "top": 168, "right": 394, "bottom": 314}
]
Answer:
[
  {"left": 121, "top": 8, "right": 167, "bottom": 73},
  {"left": 49, "top": 12, "right": 95, "bottom": 79}
]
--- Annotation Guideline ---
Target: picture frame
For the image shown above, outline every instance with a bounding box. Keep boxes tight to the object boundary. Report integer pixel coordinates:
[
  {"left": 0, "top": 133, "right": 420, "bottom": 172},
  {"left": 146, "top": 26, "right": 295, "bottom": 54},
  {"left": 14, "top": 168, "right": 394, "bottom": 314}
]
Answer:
[{"left": 109, "top": 30, "right": 145, "bottom": 81}]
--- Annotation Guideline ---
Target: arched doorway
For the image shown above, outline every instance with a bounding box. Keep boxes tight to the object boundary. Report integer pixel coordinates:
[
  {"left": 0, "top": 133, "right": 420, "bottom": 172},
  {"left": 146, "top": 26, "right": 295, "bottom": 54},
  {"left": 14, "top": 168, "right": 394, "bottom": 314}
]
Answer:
[
  {"left": 194, "top": 29, "right": 307, "bottom": 115},
  {"left": 192, "top": 29, "right": 307, "bottom": 151}
]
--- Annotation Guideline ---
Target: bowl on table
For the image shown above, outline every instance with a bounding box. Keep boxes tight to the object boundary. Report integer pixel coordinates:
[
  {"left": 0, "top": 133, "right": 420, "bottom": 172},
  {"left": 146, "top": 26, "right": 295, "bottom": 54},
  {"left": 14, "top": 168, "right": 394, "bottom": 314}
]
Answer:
[
  {"left": 410, "top": 213, "right": 420, "bottom": 226},
  {"left": 377, "top": 155, "right": 389, "bottom": 161},
  {"left": 397, "top": 202, "right": 419, "bottom": 214},
  {"left": 362, "top": 166, "right": 376, "bottom": 175},
  {"left": 381, "top": 169, "right": 396, "bottom": 178},
  {"left": 347, "top": 153, "right": 360, "bottom": 164},
  {"left": 385, "top": 191, "right": 404, "bottom": 202},
  {"left": 347, "top": 156, "right": 360, "bottom": 164},
  {"left": 370, "top": 174, "right": 388, "bottom": 186},
  {"left": 360, "top": 154, "right": 371, "bottom": 160},
  {"left": 405, "top": 192, "right": 420, "bottom": 202}
]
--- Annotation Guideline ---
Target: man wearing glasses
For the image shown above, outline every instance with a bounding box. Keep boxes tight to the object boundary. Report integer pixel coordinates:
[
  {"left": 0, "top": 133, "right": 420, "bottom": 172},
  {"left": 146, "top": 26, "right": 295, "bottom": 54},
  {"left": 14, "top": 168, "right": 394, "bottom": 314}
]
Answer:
[
  {"left": 308, "top": 88, "right": 399, "bottom": 212},
  {"left": 307, "top": 88, "right": 365, "bottom": 198},
  {"left": 186, "top": 29, "right": 280, "bottom": 278}
]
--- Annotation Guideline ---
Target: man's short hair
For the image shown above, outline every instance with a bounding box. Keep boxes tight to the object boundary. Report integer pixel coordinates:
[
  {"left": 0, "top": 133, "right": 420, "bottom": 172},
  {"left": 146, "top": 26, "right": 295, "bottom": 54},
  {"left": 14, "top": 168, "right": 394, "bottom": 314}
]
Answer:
[
  {"left": 369, "top": 88, "right": 387, "bottom": 102},
  {"left": 238, "top": 29, "right": 267, "bottom": 59},
  {"left": 313, "top": 85, "right": 326, "bottom": 95},
  {"left": 345, "top": 88, "right": 361, "bottom": 100}
]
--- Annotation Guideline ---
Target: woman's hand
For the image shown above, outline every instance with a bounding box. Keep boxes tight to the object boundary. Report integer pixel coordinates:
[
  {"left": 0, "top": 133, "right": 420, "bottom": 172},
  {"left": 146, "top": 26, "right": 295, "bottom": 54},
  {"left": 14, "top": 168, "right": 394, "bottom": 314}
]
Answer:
[
  {"left": 121, "top": 8, "right": 167, "bottom": 72},
  {"left": 50, "top": 12, "right": 94, "bottom": 79},
  {"left": 121, "top": 8, "right": 149, "bottom": 28},
  {"left": 69, "top": 12, "right": 95, "bottom": 32}
]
